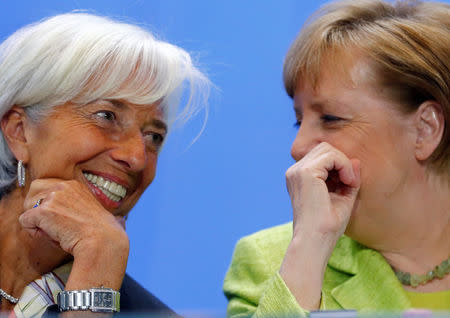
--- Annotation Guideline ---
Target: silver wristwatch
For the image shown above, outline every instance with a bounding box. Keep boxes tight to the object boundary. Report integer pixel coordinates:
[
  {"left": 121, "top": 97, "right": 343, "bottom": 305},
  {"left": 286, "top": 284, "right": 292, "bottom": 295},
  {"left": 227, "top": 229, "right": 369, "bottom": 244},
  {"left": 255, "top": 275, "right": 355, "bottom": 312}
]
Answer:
[{"left": 57, "top": 287, "right": 120, "bottom": 312}]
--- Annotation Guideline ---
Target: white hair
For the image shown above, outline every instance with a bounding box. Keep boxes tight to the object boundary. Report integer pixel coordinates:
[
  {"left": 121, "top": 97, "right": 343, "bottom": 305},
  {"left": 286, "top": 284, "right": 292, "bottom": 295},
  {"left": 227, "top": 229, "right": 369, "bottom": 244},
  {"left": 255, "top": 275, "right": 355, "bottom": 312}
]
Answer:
[{"left": 0, "top": 13, "right": 210, "bottom": 196}]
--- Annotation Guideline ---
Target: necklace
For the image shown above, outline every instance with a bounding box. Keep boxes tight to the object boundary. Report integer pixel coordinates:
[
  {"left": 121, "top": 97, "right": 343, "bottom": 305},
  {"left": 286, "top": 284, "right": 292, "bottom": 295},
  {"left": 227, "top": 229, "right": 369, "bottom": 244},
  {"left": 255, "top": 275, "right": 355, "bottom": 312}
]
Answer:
[
  {"left": 0, "top": 288, "right": 19, "bottom": 304},
  {"left": 395, "top": 256, "right": 450, "bottom": 287}
]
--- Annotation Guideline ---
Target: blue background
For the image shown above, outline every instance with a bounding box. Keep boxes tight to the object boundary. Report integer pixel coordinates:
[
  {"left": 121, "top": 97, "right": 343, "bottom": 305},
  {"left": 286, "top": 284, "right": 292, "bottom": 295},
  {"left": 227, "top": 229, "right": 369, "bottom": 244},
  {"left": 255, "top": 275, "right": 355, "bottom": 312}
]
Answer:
[{"left": 3, "top": 1, "right": 448, "bottom": 316}]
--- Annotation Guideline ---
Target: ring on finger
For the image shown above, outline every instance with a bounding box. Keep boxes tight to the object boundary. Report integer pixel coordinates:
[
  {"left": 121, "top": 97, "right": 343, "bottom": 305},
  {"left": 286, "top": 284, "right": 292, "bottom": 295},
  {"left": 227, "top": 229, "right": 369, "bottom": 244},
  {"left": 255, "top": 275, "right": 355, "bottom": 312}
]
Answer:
[{"left": 33, "top": 198, "right": 44, "bottom": 208}]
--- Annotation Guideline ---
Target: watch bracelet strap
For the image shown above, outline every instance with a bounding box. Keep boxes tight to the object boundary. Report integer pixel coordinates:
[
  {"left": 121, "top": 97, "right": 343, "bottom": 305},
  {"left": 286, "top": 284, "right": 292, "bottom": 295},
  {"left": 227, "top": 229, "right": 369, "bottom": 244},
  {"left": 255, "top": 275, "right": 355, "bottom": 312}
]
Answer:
[{"left": 57, "top": 289, "right": 120, "bottom": 312}]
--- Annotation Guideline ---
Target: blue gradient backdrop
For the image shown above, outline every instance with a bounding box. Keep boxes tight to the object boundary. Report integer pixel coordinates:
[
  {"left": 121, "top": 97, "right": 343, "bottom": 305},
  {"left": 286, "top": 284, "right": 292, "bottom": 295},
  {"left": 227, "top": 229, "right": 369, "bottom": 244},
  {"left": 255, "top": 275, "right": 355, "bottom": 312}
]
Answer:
[{"left": 3, "top": 1, "right": 448, "bottom": 315}]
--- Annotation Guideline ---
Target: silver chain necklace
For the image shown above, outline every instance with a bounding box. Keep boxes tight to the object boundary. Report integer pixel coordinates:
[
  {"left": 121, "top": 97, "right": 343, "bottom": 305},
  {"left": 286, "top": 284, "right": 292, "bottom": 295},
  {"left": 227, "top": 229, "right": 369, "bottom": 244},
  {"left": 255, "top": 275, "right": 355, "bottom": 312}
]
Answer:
[{"left": 0, "top": 288, "right": 19, "bottom": 304}]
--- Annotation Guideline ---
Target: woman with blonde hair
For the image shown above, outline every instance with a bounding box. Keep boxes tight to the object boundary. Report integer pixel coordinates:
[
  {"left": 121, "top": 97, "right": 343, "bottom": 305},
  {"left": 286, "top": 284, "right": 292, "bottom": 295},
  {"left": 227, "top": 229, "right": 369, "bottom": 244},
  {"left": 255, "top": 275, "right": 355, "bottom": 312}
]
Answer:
[
  {"left": 224, "top": 0, "right": 449, "bottom": 315},
  {"left": 0, "top": 13, "right": 208, "bottom": 316}
]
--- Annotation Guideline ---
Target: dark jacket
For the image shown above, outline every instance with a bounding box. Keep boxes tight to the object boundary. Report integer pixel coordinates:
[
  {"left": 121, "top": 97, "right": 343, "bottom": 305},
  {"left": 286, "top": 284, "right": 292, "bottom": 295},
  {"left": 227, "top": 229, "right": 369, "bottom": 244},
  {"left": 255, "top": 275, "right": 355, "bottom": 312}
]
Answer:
[{"left": 44, "top": 274, "right": 180, "bottom": 316}]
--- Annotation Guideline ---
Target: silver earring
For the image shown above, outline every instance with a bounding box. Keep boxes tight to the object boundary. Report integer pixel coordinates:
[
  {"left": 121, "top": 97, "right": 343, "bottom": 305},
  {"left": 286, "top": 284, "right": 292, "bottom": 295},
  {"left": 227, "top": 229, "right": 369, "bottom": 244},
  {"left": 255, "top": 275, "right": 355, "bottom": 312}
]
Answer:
[{"left": 17, "top": 160, "right": 25, "bottom": 187}]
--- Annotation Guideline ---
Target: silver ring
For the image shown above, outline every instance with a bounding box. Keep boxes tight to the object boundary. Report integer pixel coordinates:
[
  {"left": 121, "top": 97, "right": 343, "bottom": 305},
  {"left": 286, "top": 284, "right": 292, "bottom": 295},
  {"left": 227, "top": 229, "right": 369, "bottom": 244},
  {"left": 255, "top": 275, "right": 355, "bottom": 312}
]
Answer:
[{"left": 33, "top": 198, "right": 44, "bottom": 208}]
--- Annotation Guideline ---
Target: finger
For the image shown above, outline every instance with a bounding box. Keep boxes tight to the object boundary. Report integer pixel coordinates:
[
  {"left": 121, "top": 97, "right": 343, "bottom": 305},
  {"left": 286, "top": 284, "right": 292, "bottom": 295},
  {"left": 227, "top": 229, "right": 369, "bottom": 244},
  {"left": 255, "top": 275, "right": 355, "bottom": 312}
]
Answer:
[
  {"left": 350, "top": 159, "right": 361, "bottom": 188},
  {"left": 311, "top": 150, "right": 355, "bottom": 186},
  {"left": 24, "top": 178, "right": 65, "bottom": 210},
  {"left": 334, "top": 156, "right": 358, "bottom": 188},
  {"left": 331, "top": 160, "right": 361, "bottom": 206},
  {"left": 24, "top": 193, "right": 44, "bottom": 212},
  {"left": 313, "top": 144, "right": 358, "bottom": 188},
  {"left": 27, "top": 178, "right": 64, "bottom": 195},
  {"left": 33, "top": 198, "right": 44, "bottom": 208},
  {"left": 19, "top": 206, "right": 45, "bottom": 230},
  {"left": 286, "top": 147, "right": 349, "bottom": 194},
  {"left": 19, "top": 207, "right": 70, "bottom": 250}
]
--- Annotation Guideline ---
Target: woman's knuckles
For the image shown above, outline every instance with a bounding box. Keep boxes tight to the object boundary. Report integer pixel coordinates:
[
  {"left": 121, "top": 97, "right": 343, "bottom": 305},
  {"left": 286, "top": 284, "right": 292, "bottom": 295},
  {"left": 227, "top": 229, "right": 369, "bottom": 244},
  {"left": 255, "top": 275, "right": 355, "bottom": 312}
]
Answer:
[
  {"left": 20, "top": 207, "right": 125, "bottom": 254},
  {"left": 46, "top": 220, "right": 126, "bottom": 256},
  {"left": 18, "top": 212, "right": 34, "bottom": 229}
]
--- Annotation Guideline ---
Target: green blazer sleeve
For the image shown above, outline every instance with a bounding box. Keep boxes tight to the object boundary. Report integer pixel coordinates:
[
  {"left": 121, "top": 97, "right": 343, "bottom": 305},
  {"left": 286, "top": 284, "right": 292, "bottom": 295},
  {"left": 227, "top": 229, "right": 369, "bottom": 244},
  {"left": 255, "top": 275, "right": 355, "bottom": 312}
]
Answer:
[{"left": 223, "top": 223, "right": 308, "bottom": 317}]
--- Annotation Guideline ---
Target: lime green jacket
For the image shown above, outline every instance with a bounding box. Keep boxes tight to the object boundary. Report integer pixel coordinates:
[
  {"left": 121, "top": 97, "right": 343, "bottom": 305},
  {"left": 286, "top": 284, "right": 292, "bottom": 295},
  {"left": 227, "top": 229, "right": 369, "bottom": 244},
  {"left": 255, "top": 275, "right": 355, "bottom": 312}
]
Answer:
[{"left": 223, "top": 223, "right": 412, "bottom": 317}]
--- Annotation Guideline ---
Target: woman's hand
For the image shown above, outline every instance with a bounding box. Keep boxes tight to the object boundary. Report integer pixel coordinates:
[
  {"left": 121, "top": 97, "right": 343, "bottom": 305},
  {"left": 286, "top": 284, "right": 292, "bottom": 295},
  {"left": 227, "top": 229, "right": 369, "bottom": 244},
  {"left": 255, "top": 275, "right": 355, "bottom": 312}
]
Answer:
[
  {"left": 286, "top": 142, "right": 360, "bottom": 240},
  {"left": 280, "top": 142, "right": 360, "bottom": 310},
  {"left": 19, "top": 179, "right": 129, "bottom": 291}
]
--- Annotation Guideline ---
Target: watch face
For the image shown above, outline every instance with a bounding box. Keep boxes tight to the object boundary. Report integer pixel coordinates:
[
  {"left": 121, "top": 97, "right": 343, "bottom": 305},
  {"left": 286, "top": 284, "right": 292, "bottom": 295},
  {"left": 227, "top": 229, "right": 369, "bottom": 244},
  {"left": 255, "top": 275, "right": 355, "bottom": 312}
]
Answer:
[{"left": 93, "top": 291, "right": 112, "bottom": 307}]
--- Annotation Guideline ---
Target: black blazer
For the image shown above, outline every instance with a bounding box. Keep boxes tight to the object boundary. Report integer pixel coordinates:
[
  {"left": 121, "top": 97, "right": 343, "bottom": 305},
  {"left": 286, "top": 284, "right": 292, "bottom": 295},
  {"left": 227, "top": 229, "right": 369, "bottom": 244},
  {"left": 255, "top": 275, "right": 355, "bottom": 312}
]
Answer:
[{"left": 44, "top": 274, "right": 180, "bottom": 316}]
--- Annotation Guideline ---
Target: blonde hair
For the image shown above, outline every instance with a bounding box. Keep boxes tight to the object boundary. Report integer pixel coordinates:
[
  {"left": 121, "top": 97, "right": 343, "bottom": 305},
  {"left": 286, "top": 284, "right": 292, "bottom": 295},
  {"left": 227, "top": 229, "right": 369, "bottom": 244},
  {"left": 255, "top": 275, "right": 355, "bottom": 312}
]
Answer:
[
  {"left": 0, "top": 13, "right": 210, "bottom": 195},
  {"left": 283, "top": 0, "right": 450, "bottom": 173}
]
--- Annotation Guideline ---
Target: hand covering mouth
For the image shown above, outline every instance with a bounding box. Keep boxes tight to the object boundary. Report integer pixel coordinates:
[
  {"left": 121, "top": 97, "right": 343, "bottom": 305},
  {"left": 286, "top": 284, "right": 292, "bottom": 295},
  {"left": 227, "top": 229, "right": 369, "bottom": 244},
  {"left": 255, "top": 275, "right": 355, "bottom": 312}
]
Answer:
[{"left": 83, "top": 172, "right": 127, "bottom": 202}]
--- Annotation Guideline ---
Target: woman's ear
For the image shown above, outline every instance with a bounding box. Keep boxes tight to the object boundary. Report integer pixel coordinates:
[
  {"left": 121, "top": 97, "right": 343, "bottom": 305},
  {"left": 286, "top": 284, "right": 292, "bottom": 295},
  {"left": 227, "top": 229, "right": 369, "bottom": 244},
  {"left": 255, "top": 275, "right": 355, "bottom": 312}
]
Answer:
[
  {"left": 414, "top": 101, "right": 444, "bottom": 161},
  {"left": 1, "top": 106, "right": 30, "bottom": 163}
]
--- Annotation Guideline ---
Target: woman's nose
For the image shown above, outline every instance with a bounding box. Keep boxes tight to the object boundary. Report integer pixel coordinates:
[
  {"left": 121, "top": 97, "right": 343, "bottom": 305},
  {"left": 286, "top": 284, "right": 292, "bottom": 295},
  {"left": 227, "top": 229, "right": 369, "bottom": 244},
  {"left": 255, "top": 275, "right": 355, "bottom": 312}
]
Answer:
[
  {"left": 110, "top": 130, "right": 147, "bottom": 171},
  {"left": 290, "top": 123, "right": 319, "bottom": 162}
]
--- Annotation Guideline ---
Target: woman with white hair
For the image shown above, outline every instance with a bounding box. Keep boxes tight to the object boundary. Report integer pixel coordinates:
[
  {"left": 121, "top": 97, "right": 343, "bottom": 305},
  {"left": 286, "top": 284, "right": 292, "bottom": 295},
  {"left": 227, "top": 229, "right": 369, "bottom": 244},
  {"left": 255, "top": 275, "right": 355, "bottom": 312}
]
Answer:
[{"left": 0, "top": 13, "right": 208, "bottom": 316}]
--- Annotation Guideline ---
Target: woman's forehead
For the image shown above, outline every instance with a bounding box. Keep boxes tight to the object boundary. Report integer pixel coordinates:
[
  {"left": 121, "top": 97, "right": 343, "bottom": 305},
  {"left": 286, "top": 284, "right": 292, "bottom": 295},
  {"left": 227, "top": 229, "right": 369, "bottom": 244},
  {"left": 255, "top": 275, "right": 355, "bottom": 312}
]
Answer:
[
  {"left": 293, "top": 56, "right": 392, "bottom": 115},
  {"left": 297, "top": 52, "right": 377, "bottom": 95}
]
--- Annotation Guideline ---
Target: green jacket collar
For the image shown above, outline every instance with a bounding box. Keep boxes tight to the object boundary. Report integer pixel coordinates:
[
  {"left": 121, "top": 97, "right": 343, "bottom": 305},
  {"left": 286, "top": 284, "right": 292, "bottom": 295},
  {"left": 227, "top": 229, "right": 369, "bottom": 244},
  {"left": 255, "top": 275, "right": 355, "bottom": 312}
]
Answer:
[{"left": 325, "top": 236, "right": 411, "bottom": 311}]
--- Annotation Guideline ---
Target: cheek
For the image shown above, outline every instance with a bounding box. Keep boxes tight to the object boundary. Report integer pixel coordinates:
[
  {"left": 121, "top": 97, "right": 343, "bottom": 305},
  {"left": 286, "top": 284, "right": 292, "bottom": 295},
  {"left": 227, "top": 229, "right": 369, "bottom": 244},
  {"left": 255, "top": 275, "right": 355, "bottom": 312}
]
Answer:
[
  {"left": 124, "top": 155, "right": 157, "bottom": 213},
  {"left": 328, "top": 126, "right": 404, "bottom": 193},
  {"left": 31, "top": 130, "right": 109, "bottom": 178},
  {"left": 353, "top": 134, "right": 411, "bottom": 204},
  {"left": 144, "top": 154, "right": 158, "bottom": 184},
  {"left": 136, "top": 153, "right": 158, "bottom": 192}
]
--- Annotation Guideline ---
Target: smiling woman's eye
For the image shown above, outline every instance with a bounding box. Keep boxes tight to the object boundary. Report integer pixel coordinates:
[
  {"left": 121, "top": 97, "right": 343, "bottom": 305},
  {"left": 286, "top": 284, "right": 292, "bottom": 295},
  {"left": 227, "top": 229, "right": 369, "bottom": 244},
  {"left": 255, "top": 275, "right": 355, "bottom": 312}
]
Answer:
[
  {"left": 293, "top": 120, "right": 302, "bottom": 129},
  {"left": 145, "top": 132, "right": 165, "bottom": 149},
  {"left": 321, "top": 114, "right": 342, "bottom": 123},
  {"left": 94, "top": 110, "right": 116, "bottom": 121}
]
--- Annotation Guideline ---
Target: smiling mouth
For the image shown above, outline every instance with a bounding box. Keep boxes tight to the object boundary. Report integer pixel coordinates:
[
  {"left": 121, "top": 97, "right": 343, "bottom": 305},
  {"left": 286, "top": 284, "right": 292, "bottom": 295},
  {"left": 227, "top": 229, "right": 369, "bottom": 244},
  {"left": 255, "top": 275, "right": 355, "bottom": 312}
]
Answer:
[{"left": 83, "top": 172, "right": 127, "bottom": 202}]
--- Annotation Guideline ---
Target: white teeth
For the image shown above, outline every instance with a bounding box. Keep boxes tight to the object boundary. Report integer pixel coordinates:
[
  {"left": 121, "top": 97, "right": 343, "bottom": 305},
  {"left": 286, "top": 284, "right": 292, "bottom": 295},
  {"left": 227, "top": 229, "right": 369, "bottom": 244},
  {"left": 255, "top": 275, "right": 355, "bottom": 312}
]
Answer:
[
  {"left": 109, "top": 183, "right": 118, "bottom": 193},
  {"left": 83, "top": 172, "right": 127, "bottom": 201}
]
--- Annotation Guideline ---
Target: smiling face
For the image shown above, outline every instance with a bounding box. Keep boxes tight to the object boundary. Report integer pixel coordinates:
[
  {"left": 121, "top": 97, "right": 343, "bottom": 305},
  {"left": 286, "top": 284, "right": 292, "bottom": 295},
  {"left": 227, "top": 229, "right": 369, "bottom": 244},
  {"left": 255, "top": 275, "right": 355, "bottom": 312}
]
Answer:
[
  {"left": 290, "top": 55, "right": 420, "bottom": 244},
  {"left": 24, "top": 99, "right": 167, "bottom": 218}
]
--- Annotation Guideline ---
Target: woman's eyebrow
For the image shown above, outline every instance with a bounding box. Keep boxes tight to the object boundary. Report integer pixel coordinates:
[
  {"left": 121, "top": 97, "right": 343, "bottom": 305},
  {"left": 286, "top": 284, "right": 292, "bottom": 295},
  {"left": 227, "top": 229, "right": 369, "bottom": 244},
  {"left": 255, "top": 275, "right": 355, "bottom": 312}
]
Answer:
[
  {"left": 310, "top": 98, "right": 351, "bottom": 112},
  {"left": 148, "top": 118, "right": 167, "bottom": 133},
  {"left": 109, "top": 99, "right": 127, "bottom": 109},
  {"left": 105, "top": 99, "right": 168, "bottom": 132},
  {"left": 83, "top": 99, "right": 125, "bottom": 109}
]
